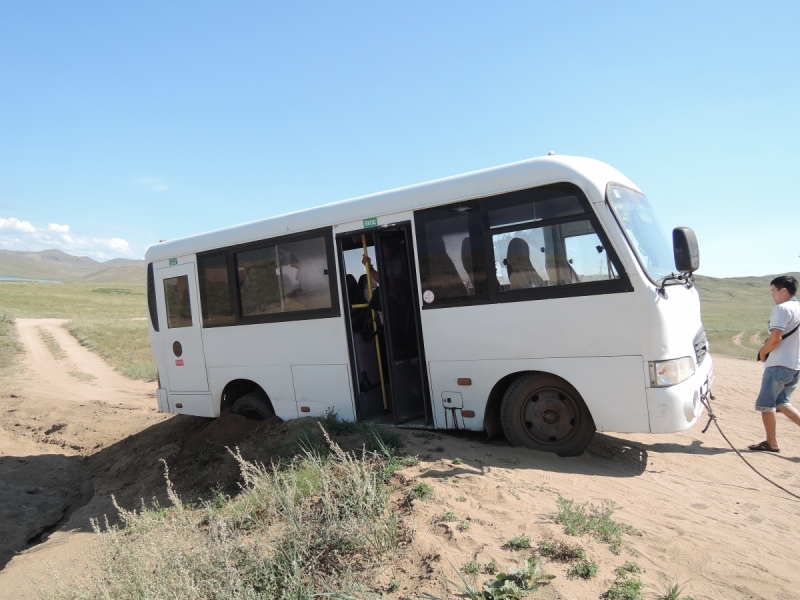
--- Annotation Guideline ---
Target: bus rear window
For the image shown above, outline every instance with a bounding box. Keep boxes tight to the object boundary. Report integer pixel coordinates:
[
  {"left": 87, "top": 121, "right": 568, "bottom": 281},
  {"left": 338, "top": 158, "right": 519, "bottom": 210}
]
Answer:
[
  {"left": 198, "top": 252, "right": 235, "bottom": 326},
  {"left": 163, "top": 275, "right": 193, "bottom": 328}
]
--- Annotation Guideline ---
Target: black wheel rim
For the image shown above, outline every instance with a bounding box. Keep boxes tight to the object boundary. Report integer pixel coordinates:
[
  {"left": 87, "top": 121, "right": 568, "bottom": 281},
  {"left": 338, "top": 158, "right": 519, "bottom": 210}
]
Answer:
[{"left": 519, "top": 387, "right": 579, "bottom": 446}]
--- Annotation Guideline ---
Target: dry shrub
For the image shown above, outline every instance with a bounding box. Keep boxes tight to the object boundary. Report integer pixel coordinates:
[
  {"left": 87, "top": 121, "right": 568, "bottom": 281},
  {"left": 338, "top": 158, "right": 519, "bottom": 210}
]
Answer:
[{"left": 44, "top": 426, "right": 406, "bottom": 599}]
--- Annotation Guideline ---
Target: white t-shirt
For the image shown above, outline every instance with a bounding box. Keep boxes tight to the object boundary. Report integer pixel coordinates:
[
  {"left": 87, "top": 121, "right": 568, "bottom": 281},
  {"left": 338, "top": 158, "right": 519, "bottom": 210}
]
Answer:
[{"left": 765, "top": 297, "right": 800, "bottom": 370}]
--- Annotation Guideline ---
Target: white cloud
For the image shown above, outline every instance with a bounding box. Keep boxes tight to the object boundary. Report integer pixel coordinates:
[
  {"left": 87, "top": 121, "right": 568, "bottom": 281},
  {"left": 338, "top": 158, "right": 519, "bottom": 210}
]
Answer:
[
  {"left": 0, "top": 216, "right": 136, "bottom": 260},
  {"left": 0, "top": 217, "right": 36, "bottom": 233},
  {"left": 132, "top": 177, "right": 169, "bottom": 192}
]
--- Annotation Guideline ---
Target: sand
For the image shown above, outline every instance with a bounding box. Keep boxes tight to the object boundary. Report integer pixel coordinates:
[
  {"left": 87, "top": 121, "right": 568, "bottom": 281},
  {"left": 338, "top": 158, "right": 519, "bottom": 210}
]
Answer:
[{"left": 1, "top": 319, "right": 799, "bottom": 598}]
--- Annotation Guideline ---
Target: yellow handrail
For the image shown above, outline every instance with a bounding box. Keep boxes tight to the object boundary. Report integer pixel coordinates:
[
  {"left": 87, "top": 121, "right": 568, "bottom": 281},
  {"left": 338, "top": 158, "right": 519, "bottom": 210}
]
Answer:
[{"left": 362, "top": 234, "right": 388, "bottom": 411}]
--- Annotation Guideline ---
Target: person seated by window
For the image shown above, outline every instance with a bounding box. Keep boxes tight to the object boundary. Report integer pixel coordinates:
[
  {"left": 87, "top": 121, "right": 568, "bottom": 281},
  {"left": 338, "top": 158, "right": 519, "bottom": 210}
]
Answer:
[{"left": 506, "top": 237, "right": 545, "bottom": 289}]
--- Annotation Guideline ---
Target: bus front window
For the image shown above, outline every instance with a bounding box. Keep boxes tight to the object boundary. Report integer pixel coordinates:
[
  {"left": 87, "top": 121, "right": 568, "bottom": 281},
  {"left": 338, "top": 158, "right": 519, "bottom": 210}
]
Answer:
[{"left": 607, "top": 185, "right": 674, "bottom": 284}]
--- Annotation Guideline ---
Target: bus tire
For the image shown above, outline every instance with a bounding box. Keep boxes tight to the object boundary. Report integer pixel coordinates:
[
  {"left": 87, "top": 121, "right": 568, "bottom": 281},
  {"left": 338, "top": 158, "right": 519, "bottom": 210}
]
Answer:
[
  {"left": 231, "top": 392, "right": 275, "bottom": 421},
  {"left": 500, "top": 373, "right": 595, "bottom": 457}
]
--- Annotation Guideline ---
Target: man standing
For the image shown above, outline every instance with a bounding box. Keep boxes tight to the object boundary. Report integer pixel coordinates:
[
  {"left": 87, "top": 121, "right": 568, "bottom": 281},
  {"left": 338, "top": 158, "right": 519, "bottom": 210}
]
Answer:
[{"left": 749, "top": 275, "right": 800, "bottom": 452}]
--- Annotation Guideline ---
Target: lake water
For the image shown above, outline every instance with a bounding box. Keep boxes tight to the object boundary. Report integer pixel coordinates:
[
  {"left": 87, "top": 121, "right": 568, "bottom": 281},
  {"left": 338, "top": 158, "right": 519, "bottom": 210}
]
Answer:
[{"left": 0, "top": 276, "right": 62, "bottom": 283}]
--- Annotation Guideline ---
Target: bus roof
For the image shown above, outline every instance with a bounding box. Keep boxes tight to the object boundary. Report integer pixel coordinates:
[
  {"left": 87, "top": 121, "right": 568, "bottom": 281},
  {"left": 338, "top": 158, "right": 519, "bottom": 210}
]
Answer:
[{"left": 145, "top": 154, "right": 638, "bottom": 262}]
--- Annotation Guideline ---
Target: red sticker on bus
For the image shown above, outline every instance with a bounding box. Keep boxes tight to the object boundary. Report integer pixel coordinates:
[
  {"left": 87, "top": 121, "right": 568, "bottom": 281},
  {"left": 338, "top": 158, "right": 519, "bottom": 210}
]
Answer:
[{"left": 175, "top": 359, "right": 184, "bottom": 366}]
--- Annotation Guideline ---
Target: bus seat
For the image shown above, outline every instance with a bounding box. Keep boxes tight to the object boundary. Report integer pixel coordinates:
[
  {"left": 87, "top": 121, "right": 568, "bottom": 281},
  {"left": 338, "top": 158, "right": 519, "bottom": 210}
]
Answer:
[{"left": 506, "top": 238, "right": 545, "bottom": 289}]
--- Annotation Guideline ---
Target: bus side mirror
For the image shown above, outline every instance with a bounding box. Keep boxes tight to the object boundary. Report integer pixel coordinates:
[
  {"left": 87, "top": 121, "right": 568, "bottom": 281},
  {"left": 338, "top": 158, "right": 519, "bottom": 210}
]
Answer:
[{"left": 673, "top": 227, "right": 699, "bottom": 273}]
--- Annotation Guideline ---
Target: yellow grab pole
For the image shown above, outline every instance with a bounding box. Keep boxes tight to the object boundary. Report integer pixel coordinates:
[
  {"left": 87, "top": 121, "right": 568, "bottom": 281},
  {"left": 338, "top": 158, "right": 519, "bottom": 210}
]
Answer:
[{"left": 362, "top": 234, "right": 388, "bottom": 410}]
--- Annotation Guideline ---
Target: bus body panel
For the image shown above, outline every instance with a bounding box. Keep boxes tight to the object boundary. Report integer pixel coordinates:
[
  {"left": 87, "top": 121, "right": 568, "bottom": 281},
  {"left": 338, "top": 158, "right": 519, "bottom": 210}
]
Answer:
[
  {"left": 207, "top": 365, "right": 298, "bottom": 420},
  {"left": 428, "top": 356, "right": 650, "bottom": 433}
]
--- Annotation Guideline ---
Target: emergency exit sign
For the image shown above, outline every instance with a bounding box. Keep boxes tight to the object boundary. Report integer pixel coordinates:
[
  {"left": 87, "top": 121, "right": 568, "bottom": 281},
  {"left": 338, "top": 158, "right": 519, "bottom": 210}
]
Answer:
[
  {"left": 363, "top": 217, "right": 378, "bottom": 228},
  {"left": 169, "top": 258, "right": 178, "bottom": 266}
]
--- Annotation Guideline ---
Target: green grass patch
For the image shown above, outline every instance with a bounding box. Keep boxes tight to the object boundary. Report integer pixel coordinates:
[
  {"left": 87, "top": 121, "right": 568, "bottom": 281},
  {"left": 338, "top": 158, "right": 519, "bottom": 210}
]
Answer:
[
  {"left": 502, "top": 534, "right": 531, "bottom": 550},
  {"left": 567, "top": 558, "right": 598, "bottom": 580},
  {"left": 0, "top": 282, "right": 156, "bottom": 381},
  {"left": 408, "top": 482, "right": 433, "bottom": 502},
  {"left": 655, "top": 576, "right": 695, "bottom": 600},
  {"left": 68, "top": 370, "right": 97, "bottom": 382},
  {"left": 38, "top": 327, "right": 66, "bottom": 360},
  {"left": 0, "top": 313, "right": 21, "bottom": 375},
  {"left": 537, "top": 539, "right": 586, "bottom": 562},
  {"left": 555, "top": 495, "right": 639, "bottom": 553}
]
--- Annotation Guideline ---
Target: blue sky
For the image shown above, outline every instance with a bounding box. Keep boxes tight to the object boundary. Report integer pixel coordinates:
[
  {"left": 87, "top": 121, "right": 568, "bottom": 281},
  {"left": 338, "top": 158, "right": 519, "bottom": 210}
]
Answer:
[{"left": 0, "top": 2, "right": 797, "bottom": 277}]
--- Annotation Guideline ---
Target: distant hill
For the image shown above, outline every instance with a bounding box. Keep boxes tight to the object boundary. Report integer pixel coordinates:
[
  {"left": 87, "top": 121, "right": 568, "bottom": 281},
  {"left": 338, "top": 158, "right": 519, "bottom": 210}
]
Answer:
[
  {"left": 0, "top": 249, "right": 145, "bottom": 282},
  {"left": 80, "top": 264, "right": 146, "bottom": 284}
]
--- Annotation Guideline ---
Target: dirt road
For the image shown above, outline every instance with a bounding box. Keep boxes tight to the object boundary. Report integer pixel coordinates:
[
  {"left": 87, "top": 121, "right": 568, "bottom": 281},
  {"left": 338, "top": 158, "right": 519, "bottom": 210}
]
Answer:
[{"left": 1, "top": 320, "right": 799, "bottom": 598}]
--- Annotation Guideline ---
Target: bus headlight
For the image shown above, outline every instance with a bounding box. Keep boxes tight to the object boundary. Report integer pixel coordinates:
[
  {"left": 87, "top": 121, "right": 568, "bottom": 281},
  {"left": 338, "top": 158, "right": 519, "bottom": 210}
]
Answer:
[{"left": 649, "top": 357, "right": 695, "bottom": 387}]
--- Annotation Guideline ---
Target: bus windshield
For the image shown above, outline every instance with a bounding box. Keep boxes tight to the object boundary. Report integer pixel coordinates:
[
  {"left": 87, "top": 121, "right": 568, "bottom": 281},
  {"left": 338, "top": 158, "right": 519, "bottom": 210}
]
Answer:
[{"left": 607, "top": 185, "right": 674, "bottom": 284}]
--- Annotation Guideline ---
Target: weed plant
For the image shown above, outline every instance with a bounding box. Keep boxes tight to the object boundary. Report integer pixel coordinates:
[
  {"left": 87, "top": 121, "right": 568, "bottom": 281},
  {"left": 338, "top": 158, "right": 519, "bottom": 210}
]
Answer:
[
  {"left": 555, "top": 495, "right": 639, "bottom": 553},
  {"left": 0, "top": 313, "right": 20, "bottom": 374},
  {"left": 655, "top": 576, "right": 695, "bottom": 600},
  {"left": 567, "top": 559, "right": 598, "bottom": 580},
  {"left": 44, "top": 426, "right": 406, "bottom": 599},
  {"left": 502, "top": 535, "right": 531, "bottom": 550},
  {"left": 426, "top": 558, "right": 554, "bottom": 600},
  {"left": 604, "top": 561, "right": 644, "bottom": 600},
  {"left": 537, "top": 539, "right": 586, "bottom": 562},
  {"left": 408, "top": 482, "right": 433, "bottom": 502}
]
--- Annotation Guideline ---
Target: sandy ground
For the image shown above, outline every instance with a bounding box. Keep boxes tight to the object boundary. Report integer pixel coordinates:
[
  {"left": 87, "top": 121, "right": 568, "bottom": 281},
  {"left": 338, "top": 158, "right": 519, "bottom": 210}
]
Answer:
[{"left": 1, "top": 320, "right": 799, "bottom": 598}]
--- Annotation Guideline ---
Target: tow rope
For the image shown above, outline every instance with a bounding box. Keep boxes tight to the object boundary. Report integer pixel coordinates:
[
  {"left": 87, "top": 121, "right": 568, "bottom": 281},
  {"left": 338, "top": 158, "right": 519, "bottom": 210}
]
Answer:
[{"left": 699, "top": 391, "right": 800, "bottom": 501}]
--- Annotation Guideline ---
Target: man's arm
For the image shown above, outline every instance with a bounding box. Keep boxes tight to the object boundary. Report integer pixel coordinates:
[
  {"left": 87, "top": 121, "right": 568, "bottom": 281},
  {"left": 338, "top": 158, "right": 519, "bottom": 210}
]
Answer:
[{"left": 759, "top": 329, "right": 784, "bottom": 362}]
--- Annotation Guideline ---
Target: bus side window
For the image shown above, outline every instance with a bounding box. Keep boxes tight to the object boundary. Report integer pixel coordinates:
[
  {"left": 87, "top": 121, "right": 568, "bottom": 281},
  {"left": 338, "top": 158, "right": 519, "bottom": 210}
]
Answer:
[
  {"left": 198, "top": 252, "right": 235, "bottom": 326},
  {"left": 414, "top": 200, "right": 486, "bottom": 306},
  {"left": 163, "top": 275, "right": 193, "bottom": 328}
]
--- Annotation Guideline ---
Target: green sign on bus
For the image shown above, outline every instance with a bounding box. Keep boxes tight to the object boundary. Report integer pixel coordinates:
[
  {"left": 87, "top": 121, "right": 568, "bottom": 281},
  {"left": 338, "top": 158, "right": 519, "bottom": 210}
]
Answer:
[
  {"left": 169, "top": 258, "right": 178, "bottom": 266},
  {"left": 363, "top": 217, "right": 378, "bottom": 229}
]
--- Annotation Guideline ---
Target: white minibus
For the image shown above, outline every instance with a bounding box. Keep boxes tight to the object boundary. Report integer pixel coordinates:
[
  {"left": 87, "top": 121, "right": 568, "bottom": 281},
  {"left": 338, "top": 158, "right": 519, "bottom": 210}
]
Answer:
[{"left": 145, "top": 155, "right": 713, "bottom": 455}]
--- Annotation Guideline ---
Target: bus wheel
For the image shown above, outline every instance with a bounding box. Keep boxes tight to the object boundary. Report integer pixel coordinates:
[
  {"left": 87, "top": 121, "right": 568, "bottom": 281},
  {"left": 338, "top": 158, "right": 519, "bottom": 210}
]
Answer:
[
  {"left": 231, "top": 392, "right": 275, "bottom": 421},
  {"left": 500, "top": 373, "right": 595, "bottom": 457}
]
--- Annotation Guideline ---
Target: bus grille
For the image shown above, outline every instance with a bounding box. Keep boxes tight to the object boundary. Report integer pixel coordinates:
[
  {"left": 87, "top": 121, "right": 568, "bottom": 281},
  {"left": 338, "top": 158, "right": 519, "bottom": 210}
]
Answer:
[{"left": 694, "top": 327, "right": 708, "bottom": 365}]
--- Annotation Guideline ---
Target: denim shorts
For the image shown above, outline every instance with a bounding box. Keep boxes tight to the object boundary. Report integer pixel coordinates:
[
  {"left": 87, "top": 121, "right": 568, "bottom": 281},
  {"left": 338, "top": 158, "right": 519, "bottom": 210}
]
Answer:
[{"left": 755, "top": 366, "right": 800, "bottom": 413}]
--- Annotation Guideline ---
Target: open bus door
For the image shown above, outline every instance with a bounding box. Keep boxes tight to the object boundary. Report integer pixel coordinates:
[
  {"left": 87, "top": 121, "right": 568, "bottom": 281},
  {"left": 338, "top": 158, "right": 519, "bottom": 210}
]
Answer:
[
  {"left": 337, "top": 224, "right": 432, "bottom": 426},
  {"left": 154, "top": 262, "right": 213, "bottom": 416}
]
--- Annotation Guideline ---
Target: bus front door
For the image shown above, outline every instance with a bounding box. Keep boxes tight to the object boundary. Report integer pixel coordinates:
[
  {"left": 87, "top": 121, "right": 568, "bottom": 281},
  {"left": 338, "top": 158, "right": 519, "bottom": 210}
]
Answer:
[
  {"left": 338, "top": 225, "right": 431, "bottom": 426},
  {"left": 154, "top": 263, "right": 209, "bottom": 395}
]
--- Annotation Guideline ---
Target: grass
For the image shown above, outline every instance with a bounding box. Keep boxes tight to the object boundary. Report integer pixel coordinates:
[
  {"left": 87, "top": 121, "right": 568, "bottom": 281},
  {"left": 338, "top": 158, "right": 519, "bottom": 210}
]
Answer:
[
  {"left": 38, "top": 327, "right": 66, "bottom": 360},
  {"left": 427, "top": 558, "right": 554, "bottom": 600},
  {"left": 554, "top": 495, "right": 639, "bottom": 554},
  {"left": 655, "top": 576, "right": 695, "bottom": 600},
  {"left": 0, "top": 313, "right": 20, "bottom": 375},
  {"left": 0, "top": 281, "right": 156, "bottom": 381},
  {"left": 438, "top": 511, "right": 458, "bottom": 522},
  {"left": 567, "top": 559, "right": 598, "bottom": 580},
  {"left": 604, "top": 561, "right": 643, "bottom": 600},
  {"left": 68, "top": 370, "right": 97, "bottom": 382},
  {"left": 694, "top": 272, "right": 800, "bottom": 359},
  {"left": 44, "top": 425, "right": 407, "bottom": 599},
  {"left": 502, "top": 534, "right": 531, "bottom": 550},
  {"left": 408, "top": 482, "right": 433, "bottom": 502},
  {"left": 537, "top": 539, "right": 586, "bottom": 562}
]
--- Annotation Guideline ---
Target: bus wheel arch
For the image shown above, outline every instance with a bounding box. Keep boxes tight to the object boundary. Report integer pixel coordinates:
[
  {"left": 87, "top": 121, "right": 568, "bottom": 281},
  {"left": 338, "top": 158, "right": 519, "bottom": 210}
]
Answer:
[
  {"left": 221, "top": 379, "right": 275, "bottom": 421},
  {"left": 498, "top": 372, "right": 596, "bottom": 457}
]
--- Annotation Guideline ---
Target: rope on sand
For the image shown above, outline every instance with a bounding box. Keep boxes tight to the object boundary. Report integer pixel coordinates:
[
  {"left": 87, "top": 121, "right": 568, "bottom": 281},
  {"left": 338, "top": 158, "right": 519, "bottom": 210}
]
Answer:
[{"left": 700, "top": 392, "right": 800, "bottom": 501}]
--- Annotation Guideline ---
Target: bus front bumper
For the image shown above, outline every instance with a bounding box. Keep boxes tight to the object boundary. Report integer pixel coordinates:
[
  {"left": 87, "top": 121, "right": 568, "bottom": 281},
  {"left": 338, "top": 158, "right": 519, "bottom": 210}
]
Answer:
[{"left": 646, "top": 355, "right": 714, "bottom": 434}]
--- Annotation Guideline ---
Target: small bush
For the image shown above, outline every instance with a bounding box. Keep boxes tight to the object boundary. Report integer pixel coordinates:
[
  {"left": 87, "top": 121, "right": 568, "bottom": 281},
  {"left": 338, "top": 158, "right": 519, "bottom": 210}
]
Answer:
[
  {"left": 456, "top": 495, "right": 467, "bottom": 502},
  {"left": 462, "top": 558, "right": 480, "bottom": 575},
  {"left": 502, "top": 534, "right": 531, "bottom": 550},
  {"left": 555, "top": 495, "right": 639, "bottom": 553},
  {"left": 438, "top": 511, "right": 458, "bottom": 522},
  {"left": 452, "top": 457, "right": 463, "bottom": 465},
  {"left": 457, "top": 520, "right": 470, "bottom": 532},
  {"left": 433, "top": 445, "right": 445, "bottom": 452},
  {"left": 319, "top": 408, "right": 361, "bottom": 436},
  {"left": 537, "top": 539, "right": 586, "bottom": 562},
  {"left": 604, "top": 577, "right": 643, "bottom": 600},
  {"left": 567, "top": 559, "right": 598, "bottom": 580},
  {"left": 483, "top": 558, "right": 498, "bottom": 574},
  {"left": 408, "top": 482, "right": 433, "bottom": 502},
  {"left": 614, "top": 561, "right": 641, "bottom": 578}
]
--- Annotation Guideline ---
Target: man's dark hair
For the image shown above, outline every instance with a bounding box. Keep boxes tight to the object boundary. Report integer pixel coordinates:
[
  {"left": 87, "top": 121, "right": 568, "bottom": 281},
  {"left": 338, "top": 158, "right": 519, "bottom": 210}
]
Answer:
[{"left": 771, "top": 275, "right": 798, "bottom": 296}]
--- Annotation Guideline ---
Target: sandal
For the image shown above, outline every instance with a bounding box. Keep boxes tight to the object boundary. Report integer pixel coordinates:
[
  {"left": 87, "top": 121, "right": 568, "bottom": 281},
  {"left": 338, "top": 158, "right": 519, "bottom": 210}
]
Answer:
[{"left": 747, "top": 441, "right": 780, "bottom": 452}]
